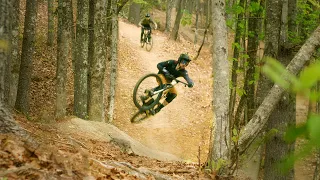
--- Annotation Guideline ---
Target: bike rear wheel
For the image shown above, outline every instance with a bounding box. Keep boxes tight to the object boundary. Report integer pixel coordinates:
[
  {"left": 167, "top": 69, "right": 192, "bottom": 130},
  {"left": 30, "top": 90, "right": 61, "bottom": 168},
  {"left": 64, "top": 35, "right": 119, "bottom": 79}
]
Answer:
[{"left": 133, "top": 73, "right": 163, "bottom": 110}]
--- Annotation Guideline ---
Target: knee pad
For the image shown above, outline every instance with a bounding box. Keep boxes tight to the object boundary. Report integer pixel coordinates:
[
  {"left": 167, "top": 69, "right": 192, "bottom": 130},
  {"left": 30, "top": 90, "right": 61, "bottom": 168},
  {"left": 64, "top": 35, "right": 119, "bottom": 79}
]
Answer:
[{"left": 166, "top": 93, "right": 177, "bottom": 103}]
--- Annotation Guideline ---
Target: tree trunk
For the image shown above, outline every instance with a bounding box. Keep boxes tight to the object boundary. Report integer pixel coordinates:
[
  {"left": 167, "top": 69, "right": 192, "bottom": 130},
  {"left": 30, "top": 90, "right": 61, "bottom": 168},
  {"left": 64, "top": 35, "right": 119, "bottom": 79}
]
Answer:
[
  {"left": 47, "top": 0, "right": 54, "bottom": 46},
  {"left": 0, "top": 0, "right": 13, "bottom": 103},
  {"left": 6, "top": 0, "right": 20, "bottom": 108},
  {"left": 2, "top": 0, "right": 20, "bottom": 107},
  {"left": 226, "top": 0, "right": 236, "bottom": 30},
  {"left": 280, "top": 0, "right": 288, "bottom": 46},
  {"left": 194, "top": 0, "right": 199, "bottom": 44},
  {"left": 313, "top": 78, "right": 320, "bottom": 180},
  {"left": 128, "top": 2, "right": 140, "bottom": 25},
  {"left": 74, "top": 0, "right": 89, "bottom": 119},
  {"left": 207, "top": 0, "right": 230, "bottom": 173},
  {"left": 170, "top": 0, "right": 183, "bottom": 40},
  {"left": 88, "top": 0, "right": 107, "bottom": 122},
  {"left": 288, "top": 0, "right": 297, "bottom": 40},
  {"left": 245, "top": 0, "right": 262, "bottom": 121},
  {"left": 107, "top": 0, "right": 118, "bottom": 123},
  {"left": 165, "top": 0, "right": 174, "bottom": 32},
  {"left": 263, "top": 0, "right": 296, "bottom": 179},
  {"left": 69, "top": 0, "right": 76, "bottom": 71},
  {"left": 238, "top": 25, "right": 320, "bottom": 154},
  {"left": 88, "top": 0, "right": 94, "bottom": 104},
  {"left": 55, "top": 0, "right": 71, "bottom": 119},
  {"left": 230, "top": 0, "right": 245, "bottom": 126},
  {"left": 15, "top": 0, "right": 38, "bottom": 115}
]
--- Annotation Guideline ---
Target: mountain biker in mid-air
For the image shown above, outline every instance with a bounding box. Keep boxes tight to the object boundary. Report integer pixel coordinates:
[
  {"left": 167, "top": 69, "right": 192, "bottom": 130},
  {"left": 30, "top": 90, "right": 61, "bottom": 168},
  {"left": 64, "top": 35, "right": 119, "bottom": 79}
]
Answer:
[
  {"left": 141, "top": 53, "right": 194, "bottom": 115},
  {"left": 138, "top": 13, "right": 158, "bottom": 43}
]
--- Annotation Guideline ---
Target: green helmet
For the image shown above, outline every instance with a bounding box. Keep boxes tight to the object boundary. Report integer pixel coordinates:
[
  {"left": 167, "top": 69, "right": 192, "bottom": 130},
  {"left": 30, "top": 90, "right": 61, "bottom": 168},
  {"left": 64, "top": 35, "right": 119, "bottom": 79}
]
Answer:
[
  {"left": 145, "top": 13, "right": 150, "bottom": 17},
  {"left": 178, "top": 53, "right": 191, "bottom": 65}
]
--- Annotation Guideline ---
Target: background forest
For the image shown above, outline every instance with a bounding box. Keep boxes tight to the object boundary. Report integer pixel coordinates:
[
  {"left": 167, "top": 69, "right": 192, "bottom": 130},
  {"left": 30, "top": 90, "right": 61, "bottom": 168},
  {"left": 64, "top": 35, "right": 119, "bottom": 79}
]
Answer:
[{"left": 1, "top": 0, "right": 320, "bottom": 179}]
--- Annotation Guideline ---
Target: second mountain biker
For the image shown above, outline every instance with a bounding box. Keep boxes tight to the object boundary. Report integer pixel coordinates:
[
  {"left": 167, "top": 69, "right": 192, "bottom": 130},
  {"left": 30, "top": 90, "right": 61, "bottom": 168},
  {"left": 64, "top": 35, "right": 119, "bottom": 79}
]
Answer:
[{"left": 139, "top": 13, "right": 158, "bottom": 43}]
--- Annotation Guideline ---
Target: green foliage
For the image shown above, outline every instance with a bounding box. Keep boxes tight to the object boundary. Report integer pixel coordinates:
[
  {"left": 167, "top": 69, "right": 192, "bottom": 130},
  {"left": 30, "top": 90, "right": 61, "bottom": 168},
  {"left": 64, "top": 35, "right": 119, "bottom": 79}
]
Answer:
[
  {"left": 132, "top": 0, "right": 147, "bottom": 4},
  {"left": 262, "top": 57, "right": 298, "bottom": 90},
  {"left": 236, "top": 87, "right": 246, "bottom": 97},
  {"left": 181, "top": 10, "right": 192, "bottom": 26},
  {"left": 232, "top": 128, "right": 239, "bottom": 143},
  {"left": 290, "top": 0, "right": 320, "bottom": 43},
  {"left": 206, "top": 158, "right": 229, "bottom": 172},
  {"left": 248, "top": 1, "right": 263, "bottom": 15},
  {"left": 226, "top": 3, "right": 245, "bottom": 30},
  {"left": 279, "top": 115, "right": 320, "bottom": 172},
  {"left": 263, "top": 57, "right": 320, "bottom": 172},
  {"left": 232, "top": 42, "right": 242, "bottom": 51},
  {"left": 308, "top": 0, "right": 320, "bottom": 8},
  {"left": 263, "top": 57, "right": 320, "bottom": 100},
  {"left": 226, "top": 3, "right": 245, "bottom": 15}
]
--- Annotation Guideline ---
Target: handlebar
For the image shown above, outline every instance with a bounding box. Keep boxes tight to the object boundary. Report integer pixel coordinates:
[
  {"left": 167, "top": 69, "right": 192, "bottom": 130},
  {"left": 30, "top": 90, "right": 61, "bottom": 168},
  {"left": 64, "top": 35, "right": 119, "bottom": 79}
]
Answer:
[{"left": 172, "top": 78, "right": 189, "bottom": 87}]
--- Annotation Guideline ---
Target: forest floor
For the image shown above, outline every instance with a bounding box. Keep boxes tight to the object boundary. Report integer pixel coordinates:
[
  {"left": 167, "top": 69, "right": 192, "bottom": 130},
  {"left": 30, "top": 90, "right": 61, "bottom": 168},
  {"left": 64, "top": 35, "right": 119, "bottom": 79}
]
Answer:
[{"left": 1, "top": 2, "right": 317, "bottom": 180}]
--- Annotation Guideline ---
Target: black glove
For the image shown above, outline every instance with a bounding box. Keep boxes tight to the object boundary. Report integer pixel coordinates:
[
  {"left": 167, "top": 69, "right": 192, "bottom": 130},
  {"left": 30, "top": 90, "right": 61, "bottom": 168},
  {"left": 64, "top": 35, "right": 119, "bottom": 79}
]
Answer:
[{"left": 188, "top": 82, "right": 194, "bottom": 88}]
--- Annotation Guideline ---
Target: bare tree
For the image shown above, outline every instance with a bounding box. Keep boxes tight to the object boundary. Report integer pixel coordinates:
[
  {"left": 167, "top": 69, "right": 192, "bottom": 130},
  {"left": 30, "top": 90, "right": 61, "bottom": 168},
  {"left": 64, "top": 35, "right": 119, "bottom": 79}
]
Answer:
[
  {"left": 0, "top": 0, "right": 13, "bottom": 103},
  {"left": 47, "top": 0, "right": 54, "bottom": 46},
  {"left": 194, "top": 0, "right": 200, "bottom": 44},
  {"left": 15, "top": 0, "right": 38, "bottom": 115},
  {"left": 74, "top": 0, "right": 89, "bottom": 119},
  {"left": 170, "top": 0, "right": 184, "bottom": 40},
  {"left": 4, "top": 0, "right": 20, "bottom": 108},
  {"left": 245, "top": 0, "right": 262, "bottom": 120},
  {"left": 288, "top": 0, "right": 297, "bottom": 35},
  {"left": 55, "top": 0, "right": 71, "bottom": 119},
  {"left": 207, "top": 0, "right": 231, "bottom": 173},
  {"left": 128, "top": 1, "right": 141, "bottom": 25},
  {"left": 165, "top": 0, "right": 174, "bottom": 32},
  {"left": 262, "top": 0, "right": 296, "bottom": 179},
  {"left": 88, "top": 0, "right": 107, "bottom": 122},
  {"left": 0, "top": 0, "right": 38, "bottom": 150}
]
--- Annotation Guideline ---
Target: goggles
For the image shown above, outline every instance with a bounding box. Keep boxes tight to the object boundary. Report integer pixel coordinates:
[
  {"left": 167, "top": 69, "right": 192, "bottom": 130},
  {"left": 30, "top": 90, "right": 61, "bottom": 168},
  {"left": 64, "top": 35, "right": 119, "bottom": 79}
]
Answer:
[{"left": 180, "top": 58, "right": 190, "bottom": 65}]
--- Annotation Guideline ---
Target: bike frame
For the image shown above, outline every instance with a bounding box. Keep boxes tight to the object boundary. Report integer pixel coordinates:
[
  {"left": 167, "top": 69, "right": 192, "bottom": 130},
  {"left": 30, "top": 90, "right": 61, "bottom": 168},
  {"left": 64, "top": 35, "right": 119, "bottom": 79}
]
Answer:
[
  {"left": 131, "top": 75, "right": 188, "bottom": 123},
  {"left": 150, "top": 79, "right": 183, "bottom": 96}
]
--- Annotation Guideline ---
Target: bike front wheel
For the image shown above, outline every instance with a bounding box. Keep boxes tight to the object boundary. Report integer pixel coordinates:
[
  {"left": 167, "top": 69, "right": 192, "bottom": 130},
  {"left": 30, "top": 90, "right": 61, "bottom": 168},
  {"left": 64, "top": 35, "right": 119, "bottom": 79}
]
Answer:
[
  {"left": 146, "top": 36, "right": 153, "bottom": 51},
  {"left": 140, "top": 34, "right": 146, "bottom": 48},
  {"left": 132, "top": 73, "right": 163, "bottom": 110}
]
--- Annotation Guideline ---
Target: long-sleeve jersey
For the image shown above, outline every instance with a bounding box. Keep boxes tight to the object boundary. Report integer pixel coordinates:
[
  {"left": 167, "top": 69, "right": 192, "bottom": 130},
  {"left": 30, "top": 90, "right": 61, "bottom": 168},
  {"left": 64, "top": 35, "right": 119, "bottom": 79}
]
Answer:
[
  {"left": 139, "top": 18, "right": 157, "bottom": 29},
  {"left": 157, "top": 60, "right": 194, "bottom": 86}
]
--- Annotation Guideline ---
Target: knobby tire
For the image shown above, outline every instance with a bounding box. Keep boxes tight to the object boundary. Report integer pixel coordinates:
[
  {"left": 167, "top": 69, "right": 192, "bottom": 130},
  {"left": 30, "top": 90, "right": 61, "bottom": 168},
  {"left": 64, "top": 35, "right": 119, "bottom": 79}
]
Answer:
[{"left": 132, "top": 73, "right": 163, "bottom": 110}]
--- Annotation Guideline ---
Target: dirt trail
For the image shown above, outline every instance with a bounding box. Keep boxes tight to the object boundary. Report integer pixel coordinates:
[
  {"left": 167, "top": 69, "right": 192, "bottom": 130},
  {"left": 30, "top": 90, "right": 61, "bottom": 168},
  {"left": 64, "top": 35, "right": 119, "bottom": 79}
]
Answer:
[{"left": 113, "top": 20, "right": 213, "bottom": 162}]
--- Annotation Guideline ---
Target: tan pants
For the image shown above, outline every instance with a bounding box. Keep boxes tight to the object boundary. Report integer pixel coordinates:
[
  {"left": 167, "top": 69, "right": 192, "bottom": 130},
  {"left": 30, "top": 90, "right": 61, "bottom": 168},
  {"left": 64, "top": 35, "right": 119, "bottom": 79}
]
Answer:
[{"left": 157, "top": 74, "right": 177, "bottom": 106}]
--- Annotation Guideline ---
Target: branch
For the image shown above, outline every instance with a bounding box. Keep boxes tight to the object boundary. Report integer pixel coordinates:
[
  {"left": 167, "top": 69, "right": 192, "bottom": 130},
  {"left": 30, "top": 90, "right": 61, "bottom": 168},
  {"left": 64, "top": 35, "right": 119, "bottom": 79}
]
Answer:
[
  {"left": 238, "top": 25, "right": 320, "bottom": 154},
  {"left": 194, "top": 22, "right": 211, "bottom": 60},
  {"left": 116, "top": 0, "right": 130, "bottom": 14}
]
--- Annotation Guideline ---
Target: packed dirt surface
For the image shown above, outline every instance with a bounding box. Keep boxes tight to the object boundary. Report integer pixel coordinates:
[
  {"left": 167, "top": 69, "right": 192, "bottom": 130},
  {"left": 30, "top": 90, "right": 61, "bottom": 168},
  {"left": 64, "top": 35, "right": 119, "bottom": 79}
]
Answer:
[{"left": 113, "top": 19, "right": 213, "bottom": 162}]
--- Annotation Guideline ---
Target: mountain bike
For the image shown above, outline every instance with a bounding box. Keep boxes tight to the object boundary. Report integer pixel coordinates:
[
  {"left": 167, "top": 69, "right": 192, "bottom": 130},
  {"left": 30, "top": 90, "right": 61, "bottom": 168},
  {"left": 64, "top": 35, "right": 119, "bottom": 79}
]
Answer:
[
  {"left": 131, "top": 73, "right": 188, "bottom": 123},
  {"left": 140, "top": 27, "right": 153, "bottom": 52}
]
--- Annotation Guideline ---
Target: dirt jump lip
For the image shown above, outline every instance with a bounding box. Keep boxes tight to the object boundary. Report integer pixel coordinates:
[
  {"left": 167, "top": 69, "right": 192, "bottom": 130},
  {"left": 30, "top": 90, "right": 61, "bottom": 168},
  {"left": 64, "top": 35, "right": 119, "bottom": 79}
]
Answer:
[{"left": 61, "top": 118, "right": 183, "bottom": 162}]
